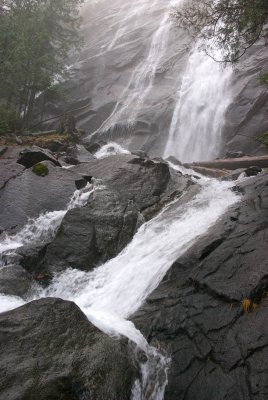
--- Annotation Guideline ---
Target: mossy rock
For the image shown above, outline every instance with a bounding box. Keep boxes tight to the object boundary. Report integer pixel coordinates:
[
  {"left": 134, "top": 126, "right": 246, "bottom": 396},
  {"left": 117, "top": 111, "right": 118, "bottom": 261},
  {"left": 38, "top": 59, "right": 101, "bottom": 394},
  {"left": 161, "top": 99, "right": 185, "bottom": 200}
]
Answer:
[{"left": 32, "top": 163, "right": 49, "bottom": 177}]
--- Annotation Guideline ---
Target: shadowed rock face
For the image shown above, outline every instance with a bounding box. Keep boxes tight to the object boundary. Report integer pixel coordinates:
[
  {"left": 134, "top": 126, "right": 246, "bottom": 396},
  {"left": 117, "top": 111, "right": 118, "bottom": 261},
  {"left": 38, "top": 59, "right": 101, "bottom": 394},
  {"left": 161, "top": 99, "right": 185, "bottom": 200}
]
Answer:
[
  {"left": 0, "top": 161, "right": 82, "bottom": 233},
  {"left": 38, "top": 154, "right": 193, "bottom": 274},
  {"left": 222, "top": 38, "right": 268, "bottom": 156},
  {"left": 0, "top": 298, "right": 138, "bottom": 400},
  {"left": 133, "top": 172, "right": 268, "bottom": 400}
]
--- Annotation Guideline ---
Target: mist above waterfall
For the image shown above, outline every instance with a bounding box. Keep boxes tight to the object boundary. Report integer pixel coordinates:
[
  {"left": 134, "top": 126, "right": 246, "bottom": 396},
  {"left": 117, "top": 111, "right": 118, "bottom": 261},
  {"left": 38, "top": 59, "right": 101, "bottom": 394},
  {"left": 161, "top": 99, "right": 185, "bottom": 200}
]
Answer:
[{"left": 67, "top": 0, "right": 234, "bottom": 162}]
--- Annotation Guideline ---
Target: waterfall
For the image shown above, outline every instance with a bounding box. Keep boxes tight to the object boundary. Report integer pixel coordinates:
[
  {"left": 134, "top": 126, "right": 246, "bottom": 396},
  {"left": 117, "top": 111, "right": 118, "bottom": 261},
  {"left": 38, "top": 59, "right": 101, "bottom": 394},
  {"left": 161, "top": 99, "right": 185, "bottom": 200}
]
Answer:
[
  {"left": 0, "top": 1, "right": 238, "bottom": 397},
  {"left": 0, "top": 161, "right": 240, "bottom": 398},
  {"left": 164, "top": 45, "right": 233, "bottom": 163},
  {"left": 90, "top": 0, "right": 183, "bottom": 137}
]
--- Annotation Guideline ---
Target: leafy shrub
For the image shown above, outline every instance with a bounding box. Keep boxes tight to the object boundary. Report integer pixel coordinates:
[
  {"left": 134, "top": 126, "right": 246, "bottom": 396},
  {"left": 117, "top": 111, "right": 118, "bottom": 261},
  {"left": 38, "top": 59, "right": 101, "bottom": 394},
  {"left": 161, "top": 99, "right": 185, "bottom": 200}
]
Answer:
[
  {"left": 0, "top": 106, "right": 21, "bottom": 136},
  {"left": 259, "top": 131, "right": 268, "bottom": 148},
  {"left": 32, "top": 163, "right": 49, "bottom": 177}
]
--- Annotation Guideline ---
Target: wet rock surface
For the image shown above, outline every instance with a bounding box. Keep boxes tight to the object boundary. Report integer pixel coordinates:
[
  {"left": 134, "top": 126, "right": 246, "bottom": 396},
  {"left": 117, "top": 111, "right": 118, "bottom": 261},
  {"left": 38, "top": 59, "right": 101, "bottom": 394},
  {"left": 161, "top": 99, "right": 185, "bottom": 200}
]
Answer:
[
  {"left": 39, "top": 154, "right": 192, "bottom": 274},
  {"left": 223, "top": 39, "right": 268, "bottom": 156},
  {"left": 0, "top": 160, "right": 83, "bottom": 233},
  {"left": 133, "top": 172, "right": 268, "bottom": 400},
  {"left": 17, "top": 146, "right": 61, "bottom": 168},
  {"left": 0, "top": 298, "right": 138, "bottom": 400},
  {"left": 0, "top": 265, "right": 33, "bottom": 298}
]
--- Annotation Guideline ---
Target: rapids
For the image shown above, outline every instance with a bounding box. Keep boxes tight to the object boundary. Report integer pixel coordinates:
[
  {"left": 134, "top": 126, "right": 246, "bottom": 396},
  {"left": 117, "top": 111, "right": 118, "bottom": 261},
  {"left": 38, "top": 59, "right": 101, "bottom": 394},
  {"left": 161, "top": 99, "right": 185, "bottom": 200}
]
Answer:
[{"left": 0, "top": 1, "right": 239, "bottom": 398}]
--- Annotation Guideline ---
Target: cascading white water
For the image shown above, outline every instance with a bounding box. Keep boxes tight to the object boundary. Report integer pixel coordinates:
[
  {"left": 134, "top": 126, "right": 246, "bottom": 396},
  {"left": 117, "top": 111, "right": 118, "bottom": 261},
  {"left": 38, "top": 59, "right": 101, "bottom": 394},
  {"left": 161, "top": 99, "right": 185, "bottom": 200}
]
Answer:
[
  {"left": 164, "top": 44, "right": 233, "bottom": 163},
  {"left": 0, "top": 159, "right": 240, "bottom": 398},
  {"left": 91, "top": 0, "right": 183, "bottom": 136},
  {"left": 0, "top": 184, "right": 96, "bottom": 268},
  {"left": 94, "top": 142, "right": 131, "bottom": 159}
]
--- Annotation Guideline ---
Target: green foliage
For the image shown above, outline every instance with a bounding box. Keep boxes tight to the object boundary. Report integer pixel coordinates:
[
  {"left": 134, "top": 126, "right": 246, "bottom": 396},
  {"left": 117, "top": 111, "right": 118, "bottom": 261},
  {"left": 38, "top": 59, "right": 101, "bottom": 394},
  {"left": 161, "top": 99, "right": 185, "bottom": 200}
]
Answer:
[
  {"left": 0, "top": 106, "right": 21, "bottom": 135},
  {"left": 44, "top": 83, "right": 69, "bottom": 103},
  {"left": 173, "top": 0, "right": 268, "bottom": 62},
  {"left": 0, "top": 0, "right": 84, "bottom": 128},
  {"left": 32, "top": 163, "right": 49, "bottom": 177},
  {"left": 259, "top": 131, "right": 268, "bottom": 148}
]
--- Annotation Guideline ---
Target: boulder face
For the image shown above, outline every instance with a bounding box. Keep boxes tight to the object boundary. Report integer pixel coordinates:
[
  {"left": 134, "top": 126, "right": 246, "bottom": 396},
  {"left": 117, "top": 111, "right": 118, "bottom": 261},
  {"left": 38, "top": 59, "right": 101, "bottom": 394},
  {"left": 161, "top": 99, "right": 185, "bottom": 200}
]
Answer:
[
  {"left": 133, "top": 172, "right": 268, "bottom": 400},
  {"left": 0, "top": 298, "right": 138, "bottom": 400},
  {"left": 222, "top": 38, "right": 268, "bottom": 156},
  {"left": 17, "top": 146, "right": 61, "bottom": 168},
  {"left": 0, "top": 160, "right": 82, "bottom": 232},
  {"left": 0, "top": 265, "right": 33, "bottom": 298},
  {"left": 38, "top": 154, "right": 192, "bottom": 274},
  {"left": 42, "top": 187, "right": 143, "bottom": 273}
]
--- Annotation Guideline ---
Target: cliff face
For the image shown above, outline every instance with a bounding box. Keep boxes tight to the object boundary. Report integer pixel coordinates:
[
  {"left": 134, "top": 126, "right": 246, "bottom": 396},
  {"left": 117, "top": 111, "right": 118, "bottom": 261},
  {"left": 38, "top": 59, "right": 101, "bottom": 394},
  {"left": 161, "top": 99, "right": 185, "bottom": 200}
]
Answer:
[
  {"left": 42, "top": 1, "right": 268, "bottom": 160},
  {"left": 222, "top": 37, "right": 268, "bottom": 156}
]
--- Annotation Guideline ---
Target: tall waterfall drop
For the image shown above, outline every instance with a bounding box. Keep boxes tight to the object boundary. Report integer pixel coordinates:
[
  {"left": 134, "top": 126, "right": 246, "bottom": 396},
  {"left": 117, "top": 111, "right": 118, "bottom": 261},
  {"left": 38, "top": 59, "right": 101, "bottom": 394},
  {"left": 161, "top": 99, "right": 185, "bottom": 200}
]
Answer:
[
  {"left": 77, "top": 0, "right": 233, "bottom": 161},
  {"left": 164, "top": 45, "right": 233, "bottom": 162},
  {"left": 0, "top": 1, "right": 240, "bottom": 399}
]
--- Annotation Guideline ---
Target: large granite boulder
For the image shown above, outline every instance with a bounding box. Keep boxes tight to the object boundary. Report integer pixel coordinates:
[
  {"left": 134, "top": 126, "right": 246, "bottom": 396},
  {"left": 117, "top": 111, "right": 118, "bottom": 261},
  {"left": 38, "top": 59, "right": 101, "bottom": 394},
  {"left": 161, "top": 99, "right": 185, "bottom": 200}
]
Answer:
[
  {"left": 35, "top": 154, "right": 193, "bottom": 275},
  {"left": 0, "top": 265, "right": 33, "bottom": 298},
  {"left": 0, "top": 298, "right": 138, "bottom": 400},
  {"left": 17, "top": 146, "right": 61, "bottom": 168},
  {"left": 41, "top": 187, "right": 143, "bottom": 273},
  {"left": 0, "top": 159, "right": 25, "bottom": 190},
  {"left": 0, "top": 161, "right": 83, "bottom": 232},
  {"left": 133, "top": 172, "right": 268, "bottom": 400}
]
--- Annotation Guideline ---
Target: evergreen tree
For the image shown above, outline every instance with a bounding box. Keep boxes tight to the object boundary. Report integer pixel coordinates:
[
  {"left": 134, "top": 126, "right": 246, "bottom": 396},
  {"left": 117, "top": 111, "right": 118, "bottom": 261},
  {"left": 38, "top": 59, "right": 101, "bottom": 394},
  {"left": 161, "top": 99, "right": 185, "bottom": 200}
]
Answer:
[
  {"left": 173, "top": 0, "right": 268, "bottom": 62},
  {"left": 0, "top": 0, "right": 84, "bottom": 130}
]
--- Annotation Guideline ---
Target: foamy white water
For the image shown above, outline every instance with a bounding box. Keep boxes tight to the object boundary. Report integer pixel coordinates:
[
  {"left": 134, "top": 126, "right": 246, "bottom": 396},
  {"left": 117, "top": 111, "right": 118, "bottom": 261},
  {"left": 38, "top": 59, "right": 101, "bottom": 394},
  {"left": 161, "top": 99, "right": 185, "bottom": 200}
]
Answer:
[
  {"left": 94, "top": 142, "right": 130, "bottom": 159},
  {"left": 164, "top": 44, "right": 233, "bottom": 163},
  {"left": 0, "top": 164, "right": 240, "bottom": 398},
  {"left": 91, "top": 0, "right": 182, "bottom": 136},
  {"left": 0, "top": 184, "right": 95, "bottom": 267}
]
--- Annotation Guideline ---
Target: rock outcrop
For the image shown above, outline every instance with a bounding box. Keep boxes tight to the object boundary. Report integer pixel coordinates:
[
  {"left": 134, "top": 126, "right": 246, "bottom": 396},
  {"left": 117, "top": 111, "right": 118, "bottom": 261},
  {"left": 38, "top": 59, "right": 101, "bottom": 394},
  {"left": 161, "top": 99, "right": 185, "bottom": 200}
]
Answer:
[
  {"left": 0, "top": 160, "right": 84, "bottom": 232},
  {"left": 38, "top": 154, "right": 193, "bottom": 274},
  {"left": 0, "top": 265, "right": 33, "bottom": 298},
  {"left": 0, "top": 298, "right": 138, "bottom": 400},
  {"left": 17, "top": 146, "right": 61, "bottom": 168},
  {"left": 133, "top": 172, "right": 268, "bottom": 400}
]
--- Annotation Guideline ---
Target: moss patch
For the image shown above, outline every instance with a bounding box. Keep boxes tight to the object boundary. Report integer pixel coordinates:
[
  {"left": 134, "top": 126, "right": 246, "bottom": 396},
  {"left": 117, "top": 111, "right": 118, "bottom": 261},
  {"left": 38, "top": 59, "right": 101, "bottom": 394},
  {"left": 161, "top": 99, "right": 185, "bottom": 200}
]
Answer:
[{"left": 32, "top": 163, "right": 49, "bottom": 177}]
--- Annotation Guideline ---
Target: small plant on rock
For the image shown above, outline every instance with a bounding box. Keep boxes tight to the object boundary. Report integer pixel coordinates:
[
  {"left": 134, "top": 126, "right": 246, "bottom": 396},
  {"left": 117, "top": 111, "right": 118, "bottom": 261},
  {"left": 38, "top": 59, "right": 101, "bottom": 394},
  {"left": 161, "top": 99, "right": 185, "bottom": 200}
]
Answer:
[{"left": 32, "top": 163, "right": 49, "bottom": 177}]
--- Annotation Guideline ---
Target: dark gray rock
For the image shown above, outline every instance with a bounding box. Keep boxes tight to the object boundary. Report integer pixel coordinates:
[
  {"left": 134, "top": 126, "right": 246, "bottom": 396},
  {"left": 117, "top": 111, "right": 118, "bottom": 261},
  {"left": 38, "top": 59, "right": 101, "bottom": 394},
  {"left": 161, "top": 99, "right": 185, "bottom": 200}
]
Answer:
[
  {"left": 0, "top": 265, "right": 33, "bottom": 297},
  {"left": 37, "top": 155, "right": 192, "bottom": 274},
  {"left": 0, "top": 161, "right": 82, "bottom": 232},
  {"left": 0, "top": 298, "right": 138, "bottom": 400},
  {"left": 70, "top": 154, "right": 177, "bottom": 211},
  {"left": 221, "top": 168, "right": 246, "bottom": 181},
  {"left": 133, "top": 172, "right": 268, "bottom": 400},
  {"left": 0, "top": 146, "right": 8, "bottom": 157},
  {"left": 225, "top": 151, "right": 246, "bottom": 159},
  {"left": 46, "top": 140, "right": 67, "bottom": 153},
  {"left": 84, "top": 141, "right": 107, "bottom": 154},
  {"left": 222, "top": 38, "right": 268, "bottom": 156},
  {"left": 42, "top": 187, "right": 143, "bottom": 273},
  {"left": 0, "top": 159, "right": 25, "bottom": 189},
  {"left": 17, "top": 146, "right": 61, "bottom": 168},
  {"left": 245, "top": 165, "right": 262, "bottom": 176}
]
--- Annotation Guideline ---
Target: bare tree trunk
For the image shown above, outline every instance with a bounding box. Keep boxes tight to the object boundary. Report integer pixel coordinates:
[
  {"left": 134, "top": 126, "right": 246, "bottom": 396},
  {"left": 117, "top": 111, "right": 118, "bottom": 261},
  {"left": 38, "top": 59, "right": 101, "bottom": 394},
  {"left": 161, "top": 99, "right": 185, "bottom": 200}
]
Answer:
[{"left": 25, "top": 88, "right": 36, "bottom": 128}]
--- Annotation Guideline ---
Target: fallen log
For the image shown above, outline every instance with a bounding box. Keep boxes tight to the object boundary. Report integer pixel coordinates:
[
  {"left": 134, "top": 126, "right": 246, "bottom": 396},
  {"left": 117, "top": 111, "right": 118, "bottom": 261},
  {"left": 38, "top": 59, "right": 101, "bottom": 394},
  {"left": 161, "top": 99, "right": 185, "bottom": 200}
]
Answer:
[{"left": 186, "top": 155, "right": 268, "bottom": 170}]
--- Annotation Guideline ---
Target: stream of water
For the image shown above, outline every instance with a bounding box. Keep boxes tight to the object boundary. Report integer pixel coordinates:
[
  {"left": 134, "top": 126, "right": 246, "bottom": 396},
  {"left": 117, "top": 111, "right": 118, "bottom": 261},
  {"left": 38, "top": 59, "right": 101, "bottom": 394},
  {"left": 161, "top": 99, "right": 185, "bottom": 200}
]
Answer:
[
  {"left": 0, "top": 157, "right": 240, "bottom": 398},
  {"left": 0, "top": 1, "right": 238, "bottom": 398}
]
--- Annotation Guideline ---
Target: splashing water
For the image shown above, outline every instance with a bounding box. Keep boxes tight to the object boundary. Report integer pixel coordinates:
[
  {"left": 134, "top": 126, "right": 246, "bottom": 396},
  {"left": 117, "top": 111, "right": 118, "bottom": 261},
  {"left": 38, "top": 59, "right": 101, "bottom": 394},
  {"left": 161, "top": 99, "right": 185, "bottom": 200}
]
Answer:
[
  {"left": 94, "top": 142, "right": 131, "bottom": 159},
  {"left": 91, "top": 0, "right": 183, "bottom": 137},
  {"left": 164, "top": 44, "right": 233, "bottom": 163},
  {"left": 0, "top": 184, "right": 95, "bottom": 267},
  {"left": 0, "top": 166, "right": 240, "bottom": 398}
]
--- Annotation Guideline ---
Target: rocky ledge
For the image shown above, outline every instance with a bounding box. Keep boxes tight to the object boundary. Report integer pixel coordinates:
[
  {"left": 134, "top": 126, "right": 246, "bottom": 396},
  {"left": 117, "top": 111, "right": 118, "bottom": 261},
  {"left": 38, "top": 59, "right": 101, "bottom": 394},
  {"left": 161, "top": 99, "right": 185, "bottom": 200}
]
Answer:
[
  {"left": 0, "top": 298, "right": 138, "bottom": 400},
  {"left": 133, "top": 171, "right": 268, "bottom": 400}
]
